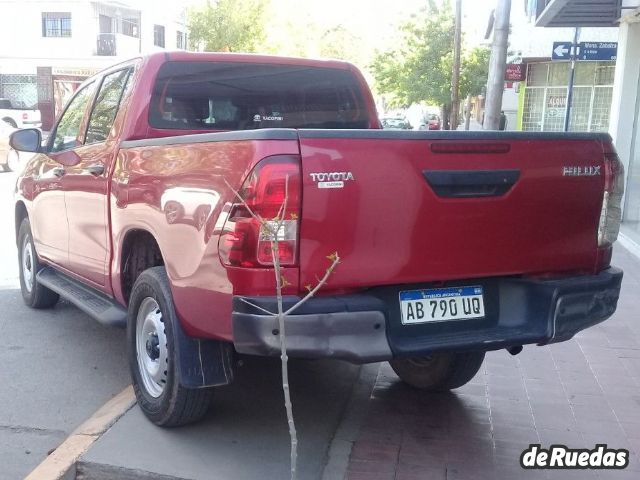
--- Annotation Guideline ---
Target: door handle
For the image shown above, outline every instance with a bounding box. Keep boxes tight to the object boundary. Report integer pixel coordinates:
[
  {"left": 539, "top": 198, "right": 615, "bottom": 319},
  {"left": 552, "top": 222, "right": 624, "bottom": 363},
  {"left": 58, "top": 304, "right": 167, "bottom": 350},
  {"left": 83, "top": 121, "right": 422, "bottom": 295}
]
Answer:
[
  {"left": 85, "top": 164, "right": 105, "bottom": 176},
  {"left": 52, "top": 166, "right": 65, "bottom": 178}
]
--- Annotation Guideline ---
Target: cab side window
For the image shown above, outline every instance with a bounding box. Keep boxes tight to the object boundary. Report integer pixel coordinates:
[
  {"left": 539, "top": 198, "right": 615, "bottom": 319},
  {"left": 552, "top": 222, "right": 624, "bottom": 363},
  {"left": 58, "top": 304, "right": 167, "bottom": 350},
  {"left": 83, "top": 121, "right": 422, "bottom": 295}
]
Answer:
[
  {"left": 51, "top": 82, "right": 96, "bottom": 153},
  {"left": 86, "top": 68, "right": 132, "bottom": 144}
]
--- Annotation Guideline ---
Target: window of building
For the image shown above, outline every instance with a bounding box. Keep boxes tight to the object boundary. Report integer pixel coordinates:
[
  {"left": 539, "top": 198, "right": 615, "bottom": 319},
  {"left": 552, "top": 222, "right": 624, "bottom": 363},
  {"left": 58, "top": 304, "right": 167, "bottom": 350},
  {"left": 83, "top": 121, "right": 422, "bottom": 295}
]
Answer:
[
  {"left": 122, "top": 18, "right": 139, "bottom": 37},
  {"left": 42, "top": 12, "right": 72, "bottom": 37},
  {"left": 154, "top": 25, "right": 165, "bottom": 47},
  {"left": 176, "top": 31, "right": 186, "bottom": 49},
  {"left": 521, "top": 60, "right": 615, "bottom": 133},
  {"left": 86, "top": 69, "right": 132, "bottom": 144}
]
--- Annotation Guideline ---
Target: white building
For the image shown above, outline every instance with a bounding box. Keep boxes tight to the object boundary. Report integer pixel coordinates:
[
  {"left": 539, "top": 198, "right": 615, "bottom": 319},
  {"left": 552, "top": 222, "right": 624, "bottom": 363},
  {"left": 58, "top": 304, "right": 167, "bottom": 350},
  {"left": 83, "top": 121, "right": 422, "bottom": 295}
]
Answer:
[
  {"left": 499, "top": 7, "right": 618, "bottom": 131},
  {"left": 0, "top": 0, "right": 187, "bottom": 128}
]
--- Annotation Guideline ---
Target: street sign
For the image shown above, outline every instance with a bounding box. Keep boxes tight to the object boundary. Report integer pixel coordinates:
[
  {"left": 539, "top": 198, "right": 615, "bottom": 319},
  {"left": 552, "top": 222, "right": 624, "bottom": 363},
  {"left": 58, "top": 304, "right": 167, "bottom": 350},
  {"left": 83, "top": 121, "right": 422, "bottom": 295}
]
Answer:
[
  {"left": 505, "top": 64, "right": 525, "bottom": 81},
  {"left": 552, "top": 42, "right": 573, "bottom": 60},
  {"left": 551, "top": 41, "right": 618, "bottom": 61},
  {"left": 578, "top": 42, "right": 617, "bottom": 61}
]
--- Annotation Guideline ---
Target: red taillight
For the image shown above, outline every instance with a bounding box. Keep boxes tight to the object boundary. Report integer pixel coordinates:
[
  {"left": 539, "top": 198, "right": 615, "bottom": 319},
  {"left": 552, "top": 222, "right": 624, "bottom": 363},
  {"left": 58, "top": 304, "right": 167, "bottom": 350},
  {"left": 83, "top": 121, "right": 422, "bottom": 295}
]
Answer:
[
  {"left": 219, "top": 155, "right": 301, "bottom": 267},
  {"left": 22, "top": 112, "right": 28, "bottom": 120}
]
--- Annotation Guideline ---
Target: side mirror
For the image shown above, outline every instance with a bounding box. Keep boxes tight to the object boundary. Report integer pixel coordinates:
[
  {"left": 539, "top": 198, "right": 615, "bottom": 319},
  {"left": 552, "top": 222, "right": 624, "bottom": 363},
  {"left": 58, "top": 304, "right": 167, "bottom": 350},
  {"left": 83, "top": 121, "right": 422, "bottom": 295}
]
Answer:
[{"left": 9, "top": 129, "right": 42, "bottom": 153}]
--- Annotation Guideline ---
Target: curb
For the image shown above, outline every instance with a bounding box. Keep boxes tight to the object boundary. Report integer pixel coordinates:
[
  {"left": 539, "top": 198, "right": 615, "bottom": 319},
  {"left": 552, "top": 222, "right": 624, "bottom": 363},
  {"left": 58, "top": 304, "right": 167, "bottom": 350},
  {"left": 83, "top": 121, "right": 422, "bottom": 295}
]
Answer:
[
  {"left": 24, "top": 386, "right": 136, "bottom": 480},
  {"left": 321, "top": 363, "right": 380, "bottom": 480}
]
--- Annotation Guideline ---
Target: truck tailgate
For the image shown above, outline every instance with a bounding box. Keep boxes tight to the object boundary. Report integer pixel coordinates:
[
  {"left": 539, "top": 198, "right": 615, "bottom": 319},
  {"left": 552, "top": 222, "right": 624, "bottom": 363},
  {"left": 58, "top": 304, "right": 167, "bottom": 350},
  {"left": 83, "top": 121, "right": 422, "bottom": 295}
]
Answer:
[{"left": 297, "top": 130, "right": 606, "bottom": 290}]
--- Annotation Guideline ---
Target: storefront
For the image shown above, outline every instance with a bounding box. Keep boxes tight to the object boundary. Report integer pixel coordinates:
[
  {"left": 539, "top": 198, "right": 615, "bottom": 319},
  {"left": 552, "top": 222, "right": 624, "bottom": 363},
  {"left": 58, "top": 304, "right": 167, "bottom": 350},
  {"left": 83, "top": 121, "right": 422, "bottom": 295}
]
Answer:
[
  {"left": 532, "top": 0, "right": 640, "bottom": 252},
  {"left": 519, "top": 60, "right": 615, "bottom": 132}
]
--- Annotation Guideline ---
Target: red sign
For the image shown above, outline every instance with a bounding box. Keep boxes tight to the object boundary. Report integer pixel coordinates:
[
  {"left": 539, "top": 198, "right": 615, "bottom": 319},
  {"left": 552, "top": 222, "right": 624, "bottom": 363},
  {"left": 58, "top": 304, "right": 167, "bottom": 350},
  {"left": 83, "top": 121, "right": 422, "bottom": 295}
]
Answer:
[{"left": 505, "top": 64, "right": 525, "bottom": 82}]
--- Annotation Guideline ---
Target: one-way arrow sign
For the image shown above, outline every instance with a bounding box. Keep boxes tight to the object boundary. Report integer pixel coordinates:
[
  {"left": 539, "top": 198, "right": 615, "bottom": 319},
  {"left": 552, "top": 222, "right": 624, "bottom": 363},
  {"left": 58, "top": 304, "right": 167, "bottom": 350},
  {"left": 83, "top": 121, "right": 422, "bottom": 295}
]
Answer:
[{"left": 552, "top": 41, "right": 573, "bottom": 60}]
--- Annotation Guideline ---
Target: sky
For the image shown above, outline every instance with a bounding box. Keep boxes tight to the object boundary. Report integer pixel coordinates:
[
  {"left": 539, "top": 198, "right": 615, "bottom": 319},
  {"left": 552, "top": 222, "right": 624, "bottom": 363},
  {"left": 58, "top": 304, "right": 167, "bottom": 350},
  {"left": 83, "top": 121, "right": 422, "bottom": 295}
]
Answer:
[{"left": 187, "top": 0, "right": 498, "bottom": 51}]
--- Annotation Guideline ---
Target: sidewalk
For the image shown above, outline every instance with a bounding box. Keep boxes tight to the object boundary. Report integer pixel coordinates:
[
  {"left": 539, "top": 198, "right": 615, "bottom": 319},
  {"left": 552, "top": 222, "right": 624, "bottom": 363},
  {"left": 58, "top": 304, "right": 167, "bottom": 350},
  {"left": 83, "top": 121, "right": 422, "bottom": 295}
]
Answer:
[
  {"left": 456, "top": 119, "right": 483, "bottom": 131},
  {"left": 67, "top": 247, "right": 640, "bottom": 480},
  {"left": 346, "top": 246, "right": 640, "bottom": 480}
]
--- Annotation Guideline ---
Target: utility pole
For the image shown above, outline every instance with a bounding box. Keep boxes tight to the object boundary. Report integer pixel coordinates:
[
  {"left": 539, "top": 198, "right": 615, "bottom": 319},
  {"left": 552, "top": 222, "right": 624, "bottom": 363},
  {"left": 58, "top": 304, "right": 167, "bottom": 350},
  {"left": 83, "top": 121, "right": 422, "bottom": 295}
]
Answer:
[
  {"left": 483, "top": 0, "right": 511, "bottom": 130},
  {"left": 564, "top": 27, "right": 580, "bottom": 132},
  {"left": 450, "top": 0, "right": 462, "bottom": 130}
]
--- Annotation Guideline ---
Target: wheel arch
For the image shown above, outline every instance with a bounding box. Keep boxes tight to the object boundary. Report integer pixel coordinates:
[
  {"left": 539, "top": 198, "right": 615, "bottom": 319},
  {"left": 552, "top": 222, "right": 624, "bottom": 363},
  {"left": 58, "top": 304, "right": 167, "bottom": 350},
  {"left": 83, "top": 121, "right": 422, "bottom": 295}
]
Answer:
[
  {"left": 2, "top": 116, "right": 17, "bottom": 127},
  {"left": 15, "top": 201, "right": 28, "bottom": 245},
  {"left": 119, "top": 228, "right": 165, "bottom": 305}
]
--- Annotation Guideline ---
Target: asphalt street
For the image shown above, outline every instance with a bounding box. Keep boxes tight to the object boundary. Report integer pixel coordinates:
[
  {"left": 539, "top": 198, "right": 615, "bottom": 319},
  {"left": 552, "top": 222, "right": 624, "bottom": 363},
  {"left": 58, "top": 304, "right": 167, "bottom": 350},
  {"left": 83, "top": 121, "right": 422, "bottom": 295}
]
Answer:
[{"left": 0, "top": 170, "right": 131, "bottom": 479}]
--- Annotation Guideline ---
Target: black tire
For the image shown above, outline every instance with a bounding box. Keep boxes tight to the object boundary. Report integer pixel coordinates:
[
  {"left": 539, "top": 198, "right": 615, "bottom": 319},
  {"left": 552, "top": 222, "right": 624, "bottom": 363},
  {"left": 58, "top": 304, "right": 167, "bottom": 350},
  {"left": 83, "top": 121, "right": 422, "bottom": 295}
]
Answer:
[
  {"left": 390, "top": 351, "right": 485, "bottom": 391},
  {"left": 127, "top": 266, "right": 215, "bottom": 427},
  {"left": 17, "top": 218, "right": 59, "bottom": 309},
  {"left": 2, "top": 117, "right": 17, "bottom": 128}
]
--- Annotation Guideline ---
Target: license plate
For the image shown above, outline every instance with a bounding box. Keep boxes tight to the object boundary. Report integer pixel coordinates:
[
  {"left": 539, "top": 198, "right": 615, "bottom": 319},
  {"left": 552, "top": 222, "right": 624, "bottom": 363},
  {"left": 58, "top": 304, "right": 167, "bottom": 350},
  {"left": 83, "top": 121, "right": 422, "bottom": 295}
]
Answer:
[{"left": 399, "top": 286, "right": 485, "bottom": 325}]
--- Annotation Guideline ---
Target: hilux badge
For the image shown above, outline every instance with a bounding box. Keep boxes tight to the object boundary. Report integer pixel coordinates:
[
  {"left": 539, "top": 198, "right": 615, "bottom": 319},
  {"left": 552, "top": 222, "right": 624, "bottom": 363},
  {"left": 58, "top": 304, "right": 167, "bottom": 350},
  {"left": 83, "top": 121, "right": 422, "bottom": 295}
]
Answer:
[
  {"left": 563, "top": 166, "right": 601, "bottom": 177},
  {"left": 309, "top": 171, "right": 355, "bottom": 189}
]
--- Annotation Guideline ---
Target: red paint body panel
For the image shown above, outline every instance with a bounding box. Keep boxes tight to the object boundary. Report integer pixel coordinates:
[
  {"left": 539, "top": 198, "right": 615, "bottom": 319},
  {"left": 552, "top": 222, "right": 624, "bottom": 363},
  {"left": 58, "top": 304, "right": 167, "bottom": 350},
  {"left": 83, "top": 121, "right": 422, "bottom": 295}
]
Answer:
[
  {"left": 298, "top": 136, "right": 605, "bottom": 290},
  {"left": 110, "top": 138, "right": 300, "bottom": 340}
]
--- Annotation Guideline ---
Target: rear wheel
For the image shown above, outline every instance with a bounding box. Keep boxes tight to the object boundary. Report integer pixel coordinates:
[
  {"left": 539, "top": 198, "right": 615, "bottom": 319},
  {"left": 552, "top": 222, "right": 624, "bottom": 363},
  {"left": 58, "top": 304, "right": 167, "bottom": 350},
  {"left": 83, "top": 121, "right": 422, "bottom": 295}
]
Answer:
[
  {"left": 2, "top": 118, "right": 17, "bottom": 128},
  {"left": 17, "top": 218, "right": 59, "bottom": 309},
  {"left": 390, "top": 351, "right": 485, "bottom": 391},
  {"left": 127, "top": 266, "right": 215, "bottom": 426}
]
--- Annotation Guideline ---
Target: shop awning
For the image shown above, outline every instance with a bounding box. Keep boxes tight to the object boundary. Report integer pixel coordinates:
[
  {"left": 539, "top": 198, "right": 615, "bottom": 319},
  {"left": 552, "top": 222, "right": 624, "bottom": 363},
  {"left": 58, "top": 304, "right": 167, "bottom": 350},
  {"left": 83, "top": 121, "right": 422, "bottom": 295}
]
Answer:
[{"left": 535, "top": 0, "right": 622, "bottom": 27}]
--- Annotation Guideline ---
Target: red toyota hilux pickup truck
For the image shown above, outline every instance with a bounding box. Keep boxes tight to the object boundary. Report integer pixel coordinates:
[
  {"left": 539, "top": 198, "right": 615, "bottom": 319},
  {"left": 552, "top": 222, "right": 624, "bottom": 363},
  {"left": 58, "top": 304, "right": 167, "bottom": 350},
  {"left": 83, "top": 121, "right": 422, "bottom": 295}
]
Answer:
[{"left": 10, "top": 52, "right": 624, "bottom": 426}]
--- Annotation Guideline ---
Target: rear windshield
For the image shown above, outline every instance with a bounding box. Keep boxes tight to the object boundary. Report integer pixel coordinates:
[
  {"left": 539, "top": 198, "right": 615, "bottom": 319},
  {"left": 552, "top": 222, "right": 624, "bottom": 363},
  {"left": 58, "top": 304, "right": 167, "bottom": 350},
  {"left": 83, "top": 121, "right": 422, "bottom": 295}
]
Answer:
[{"left": 149, "top": 61, "right": 370, "bottom": 130}]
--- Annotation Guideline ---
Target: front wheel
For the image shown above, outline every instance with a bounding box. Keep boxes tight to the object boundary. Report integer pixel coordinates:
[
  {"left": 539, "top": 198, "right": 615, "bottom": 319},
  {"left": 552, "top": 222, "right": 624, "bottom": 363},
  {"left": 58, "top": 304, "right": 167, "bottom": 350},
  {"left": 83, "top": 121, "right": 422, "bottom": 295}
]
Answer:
[
  {"left": 17, "top": 218, "right": 59, "bottom": 309},
  {"left": 390, "top": 351, "right": 485, "bottom": 391},
  {"left": 127, "top": 266, "right": 215, "bottom": 427}
]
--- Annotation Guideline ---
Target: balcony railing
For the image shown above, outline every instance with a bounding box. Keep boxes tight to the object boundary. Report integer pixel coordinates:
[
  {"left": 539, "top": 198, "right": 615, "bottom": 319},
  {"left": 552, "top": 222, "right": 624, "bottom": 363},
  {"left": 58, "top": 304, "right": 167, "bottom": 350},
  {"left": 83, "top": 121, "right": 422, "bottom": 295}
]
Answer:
[{"left": 96, "top": 33, "right": 140, "bottom": 57}]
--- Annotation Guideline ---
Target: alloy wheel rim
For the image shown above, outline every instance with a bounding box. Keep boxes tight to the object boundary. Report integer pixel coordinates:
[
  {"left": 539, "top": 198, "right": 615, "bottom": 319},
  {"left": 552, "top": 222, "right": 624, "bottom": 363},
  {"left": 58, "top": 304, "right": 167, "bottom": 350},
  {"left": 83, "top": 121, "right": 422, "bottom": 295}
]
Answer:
[{"left": 136, "top": 297, "right": 168, "bottom": 398}]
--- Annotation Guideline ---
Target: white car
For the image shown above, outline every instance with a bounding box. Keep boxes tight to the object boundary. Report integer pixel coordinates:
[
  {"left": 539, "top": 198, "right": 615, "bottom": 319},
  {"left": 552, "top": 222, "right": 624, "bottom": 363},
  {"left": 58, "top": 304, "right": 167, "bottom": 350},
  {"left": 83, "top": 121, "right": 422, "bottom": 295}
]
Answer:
[
  {"left": 0, "top": 98, "right": 41, "bottom": 129},
  {"left": 160, "top": 187, "right": 221, "bottom": 230}
]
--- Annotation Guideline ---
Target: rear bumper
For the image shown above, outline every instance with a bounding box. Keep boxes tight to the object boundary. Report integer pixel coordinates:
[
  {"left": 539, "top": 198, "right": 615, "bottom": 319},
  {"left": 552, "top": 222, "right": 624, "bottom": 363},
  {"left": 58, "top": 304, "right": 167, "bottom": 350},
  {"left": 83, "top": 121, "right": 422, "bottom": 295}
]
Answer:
[{"left": 232, "top": 267, "right": 623, "bottom": 363}]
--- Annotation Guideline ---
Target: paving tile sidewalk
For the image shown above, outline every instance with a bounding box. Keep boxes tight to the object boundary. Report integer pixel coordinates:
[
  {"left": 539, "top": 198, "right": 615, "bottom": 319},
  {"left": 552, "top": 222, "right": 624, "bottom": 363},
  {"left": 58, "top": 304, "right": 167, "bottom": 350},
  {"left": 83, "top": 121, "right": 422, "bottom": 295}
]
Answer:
[{"left": 346, "top": 247, "right": 640, "bottom": 480}]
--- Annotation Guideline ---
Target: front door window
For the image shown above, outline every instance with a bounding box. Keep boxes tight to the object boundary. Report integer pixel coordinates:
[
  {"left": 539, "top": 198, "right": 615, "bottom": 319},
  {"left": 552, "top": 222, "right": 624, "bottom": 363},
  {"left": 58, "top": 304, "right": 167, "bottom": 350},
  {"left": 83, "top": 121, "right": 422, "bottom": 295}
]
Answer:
[{"left": 50, "top": 82, "right": 96, "bottom": 152}]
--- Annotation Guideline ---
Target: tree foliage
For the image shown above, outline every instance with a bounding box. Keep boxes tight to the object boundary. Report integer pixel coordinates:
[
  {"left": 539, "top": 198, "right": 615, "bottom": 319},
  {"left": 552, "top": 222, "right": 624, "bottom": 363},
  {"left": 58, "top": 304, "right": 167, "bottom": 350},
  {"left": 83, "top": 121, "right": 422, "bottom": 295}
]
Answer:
[
  {"left": 371, "top": 1, "right": 489, "bottom": 110},
  {"left": 187, "top": 0, "right": 269, "bottom": 53}
]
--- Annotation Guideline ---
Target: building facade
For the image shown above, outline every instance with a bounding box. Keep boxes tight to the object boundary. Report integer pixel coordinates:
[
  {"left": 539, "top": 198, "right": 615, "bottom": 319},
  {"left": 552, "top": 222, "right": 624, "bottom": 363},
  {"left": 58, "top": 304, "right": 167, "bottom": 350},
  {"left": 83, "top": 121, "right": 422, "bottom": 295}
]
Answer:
[
  {"left": 519, "top": 59, "right": 616, "bottom": 132},
  {"left": 501, "top": 8, "right": 618, "bottom": 132},
  {"left": 531, "top": 0, "right": 640, "bottom": 252},
  {"left": 0, "top": 0, "right": 187, "bottom": 129}
]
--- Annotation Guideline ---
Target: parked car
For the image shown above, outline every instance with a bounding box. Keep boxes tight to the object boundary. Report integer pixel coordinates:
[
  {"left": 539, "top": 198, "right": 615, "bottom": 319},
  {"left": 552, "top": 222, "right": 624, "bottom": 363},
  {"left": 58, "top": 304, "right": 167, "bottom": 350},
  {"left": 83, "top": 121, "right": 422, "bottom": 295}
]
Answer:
[
  {"left": 0, "top": 98, "right": 41, "bottom": 129},
  {"left": 0, "top": 120, "right": 19, "bottom": 172},
  {"left": 10, "top": 51, "right": 624, "bottom": 427},
  {"left": 419, "top": 113, "right": 441, "bottom": 130},
  {"left": 381, "top": 116, "right": 412, "bottom": 130}
]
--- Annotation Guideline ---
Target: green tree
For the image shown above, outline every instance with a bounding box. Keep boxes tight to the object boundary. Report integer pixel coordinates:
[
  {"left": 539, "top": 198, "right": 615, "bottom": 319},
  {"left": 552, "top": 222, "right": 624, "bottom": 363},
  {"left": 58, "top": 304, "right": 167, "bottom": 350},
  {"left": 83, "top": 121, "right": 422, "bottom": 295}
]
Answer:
[
  {"left": 187, "top": 0, "right": 269, "bottom": 52},
  {"left": 319, "top": 25, "right": 365, "bottom": 63},
  {"left": 460, "top": 47, "right": 491, "bottom": 98},
  {"left": 370, "top": 1, "right": 489, "bottom": 128}
]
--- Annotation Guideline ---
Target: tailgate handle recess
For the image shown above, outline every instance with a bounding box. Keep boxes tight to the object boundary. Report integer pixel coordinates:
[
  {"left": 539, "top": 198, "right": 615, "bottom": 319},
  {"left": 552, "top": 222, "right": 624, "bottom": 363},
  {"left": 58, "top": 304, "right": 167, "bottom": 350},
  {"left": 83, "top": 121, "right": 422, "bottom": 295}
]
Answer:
[{"left": 423, "top": 169, "right": 520, "bottom": 198}]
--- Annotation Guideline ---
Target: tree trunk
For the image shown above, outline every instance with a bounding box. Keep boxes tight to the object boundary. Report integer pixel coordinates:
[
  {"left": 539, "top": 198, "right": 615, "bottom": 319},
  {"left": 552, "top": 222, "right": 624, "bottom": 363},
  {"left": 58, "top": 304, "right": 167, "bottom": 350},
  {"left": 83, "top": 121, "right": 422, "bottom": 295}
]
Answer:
[{"left": 441, "top": 104, "right": 452, "bottom": 130}]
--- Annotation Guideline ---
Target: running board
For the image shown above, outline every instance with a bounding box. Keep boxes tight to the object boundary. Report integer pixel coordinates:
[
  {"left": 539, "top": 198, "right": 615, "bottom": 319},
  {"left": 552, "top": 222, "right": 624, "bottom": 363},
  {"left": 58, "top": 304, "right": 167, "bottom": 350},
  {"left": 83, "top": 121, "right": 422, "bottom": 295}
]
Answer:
[{"left": 36, "top": 267, "right": 127, "bottom": 328}]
